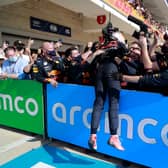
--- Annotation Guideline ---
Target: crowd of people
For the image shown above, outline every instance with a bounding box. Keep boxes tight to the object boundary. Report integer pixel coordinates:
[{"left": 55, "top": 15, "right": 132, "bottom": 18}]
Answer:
[
  {"left": 1, "top": 30, "right": 167, "bottom": 91},
  {"left": 0, "top": 0, "right": 167, "bottom": 158},
  {"left": 126, "top": 0, "right": 167, "bottom": 34},
  {"left": 0, "top": 19, "right": 168, "bottom": 152}
]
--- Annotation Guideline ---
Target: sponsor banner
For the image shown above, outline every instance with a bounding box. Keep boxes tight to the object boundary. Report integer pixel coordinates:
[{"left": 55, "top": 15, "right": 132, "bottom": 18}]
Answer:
[
  {"left": 30, "top": 16, "right": 71, "bottom": 37},
  {"left": 102, "top": 0, "right": 144, "bottom": 20},
  {"left": 0, "top": 80, "right": 44, "bottom": 135},
  {"left": 101, "top": 0, "right": 161, "bottom": 34},
  {"left": 46, "top": 83, "right": 168, "bottom": 168}
]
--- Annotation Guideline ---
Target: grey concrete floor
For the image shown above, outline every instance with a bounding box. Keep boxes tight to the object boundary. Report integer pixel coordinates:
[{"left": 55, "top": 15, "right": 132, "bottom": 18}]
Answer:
[{"left": 0, "top": 126, "right": 148, "bottom": 168}]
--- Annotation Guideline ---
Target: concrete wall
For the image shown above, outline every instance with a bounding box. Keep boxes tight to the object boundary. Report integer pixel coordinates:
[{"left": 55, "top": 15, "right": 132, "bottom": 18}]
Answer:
[{"left": 0, "top": 0, "right": 101, "bottom": 48}]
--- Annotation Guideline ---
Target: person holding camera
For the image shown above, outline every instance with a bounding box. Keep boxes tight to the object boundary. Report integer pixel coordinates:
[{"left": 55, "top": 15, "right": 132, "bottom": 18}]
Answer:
[
  {"left": 88, "top": 22, "right": 127, "bottom": 151},
  {"left": 115, "top": 40, "right": 145, "bottom": 89},
  {"left": 121, "top": 32, "right": 168, "bottom": 93},
  {"left": 63, "top": 45, "right": 104, "bottom": 85}
]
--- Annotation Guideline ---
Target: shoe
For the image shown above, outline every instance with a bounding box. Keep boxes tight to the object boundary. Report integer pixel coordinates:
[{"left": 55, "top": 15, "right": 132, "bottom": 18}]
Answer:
[
  {"left": 88, "top": 135, "right": 97, "bottom": 151},
  {"left": 108, "top": 135, "right": 125, "bottom": 151}
]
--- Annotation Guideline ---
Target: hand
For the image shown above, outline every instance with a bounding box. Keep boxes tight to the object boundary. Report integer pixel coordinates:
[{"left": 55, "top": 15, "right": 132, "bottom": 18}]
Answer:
[
  {"left": 0, "top": 73, "right": 7, "bottom": 79},
  {"left": 94, "top": 49, "right": 104, "bottom": 56},
  {"left": 139, "top": 35, "right": 147, "bottom": 48},
  {"left": 153, "top": 31, "right": 160, "bottom": 45},
  {"left": 28, "top": 54, "right": 36, "bottom": 65},
  {"left": 90, "top": 41, "right": 99, "bottom": 53},
  {"left": 50, "top": 78, "right": 58, "bottom": 87},
  {"left": 27, "top": 38, "right": 34, "bottom": 47},
  {"left": 114, "top": 57, "right": 122, "bottom": 65}
]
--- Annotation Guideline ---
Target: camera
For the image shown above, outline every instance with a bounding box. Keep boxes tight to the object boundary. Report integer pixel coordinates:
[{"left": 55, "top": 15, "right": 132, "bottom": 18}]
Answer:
[
  {"left": 101, "top": 22, "right": 128, "bottom": 59},
  {"left": 128, "top": 15, "right": 149, "bottom": 39}
]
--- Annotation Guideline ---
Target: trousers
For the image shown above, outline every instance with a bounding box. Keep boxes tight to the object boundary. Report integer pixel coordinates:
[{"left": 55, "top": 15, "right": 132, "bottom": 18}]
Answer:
[{"left": 90, "top": 61, "right": 120, "bottom": 135}]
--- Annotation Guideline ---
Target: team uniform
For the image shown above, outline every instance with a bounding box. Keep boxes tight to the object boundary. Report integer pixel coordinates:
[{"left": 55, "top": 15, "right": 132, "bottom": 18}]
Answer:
[{"left": 32, "top": 55, "right": 64, "bottom": 83}]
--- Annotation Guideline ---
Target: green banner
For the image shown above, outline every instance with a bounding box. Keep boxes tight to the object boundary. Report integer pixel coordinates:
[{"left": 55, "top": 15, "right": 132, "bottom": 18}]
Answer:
[{"left": 0, "top": 80, "right": 44, "bottom": 135}]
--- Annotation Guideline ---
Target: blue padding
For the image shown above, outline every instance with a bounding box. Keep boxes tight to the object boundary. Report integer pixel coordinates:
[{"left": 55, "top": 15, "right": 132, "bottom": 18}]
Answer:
[{"left": 46, "top": 83, "right": 168, "bottom": 168}]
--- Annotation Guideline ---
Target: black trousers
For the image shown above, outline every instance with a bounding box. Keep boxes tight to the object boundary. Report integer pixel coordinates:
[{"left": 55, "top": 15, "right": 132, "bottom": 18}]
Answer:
[{"left": 90, "top": 61, "right": 120, "bottom": 135}]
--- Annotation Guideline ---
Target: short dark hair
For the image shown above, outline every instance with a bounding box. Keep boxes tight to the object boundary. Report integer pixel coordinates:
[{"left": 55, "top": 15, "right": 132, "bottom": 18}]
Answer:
[
  {"left": 4, "top": 46, "right": 16, "bottom": 54},
  {"left": 3, "top": 40, "right": 10, "bottom": 45},
  {"left": 13, "top": 40, "right": 25, "bottom": 51}
]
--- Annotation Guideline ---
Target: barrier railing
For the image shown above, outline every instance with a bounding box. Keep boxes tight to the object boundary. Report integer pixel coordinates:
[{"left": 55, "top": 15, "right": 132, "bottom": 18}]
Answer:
[
  {"left": 1, "top": 80, "right": 168, "bottom": 167},
  {"left": 46, "top": 83, "right": 168, "bottom": 168}
]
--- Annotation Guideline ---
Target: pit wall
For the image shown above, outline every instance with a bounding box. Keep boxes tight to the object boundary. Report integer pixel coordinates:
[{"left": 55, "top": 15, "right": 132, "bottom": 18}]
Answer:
[{"left": 0, "top": 80, "right": 167, "bottom": 168}]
